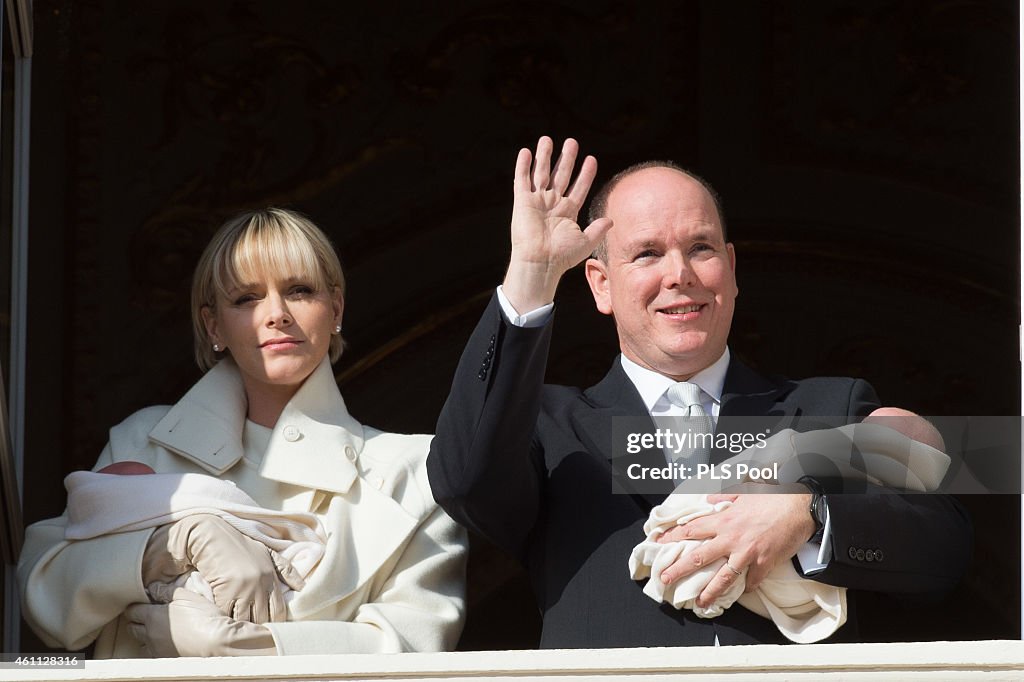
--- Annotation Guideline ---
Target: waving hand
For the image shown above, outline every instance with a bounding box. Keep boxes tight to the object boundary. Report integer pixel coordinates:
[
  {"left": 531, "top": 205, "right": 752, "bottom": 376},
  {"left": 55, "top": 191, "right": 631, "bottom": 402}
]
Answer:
[{"left": 502, "top": 136, "right": 612, "bottom": 313}]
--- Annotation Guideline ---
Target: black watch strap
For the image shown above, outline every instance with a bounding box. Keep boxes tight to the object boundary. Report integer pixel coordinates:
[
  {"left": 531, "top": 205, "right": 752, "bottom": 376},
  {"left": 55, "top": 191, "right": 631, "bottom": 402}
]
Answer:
[{"left": 799, "top": 475, "right": 827, "bottom": 544}]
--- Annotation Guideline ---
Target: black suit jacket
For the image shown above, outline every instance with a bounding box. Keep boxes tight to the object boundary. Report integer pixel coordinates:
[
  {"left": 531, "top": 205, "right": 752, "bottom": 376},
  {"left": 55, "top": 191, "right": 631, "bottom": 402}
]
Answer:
[{"left": 427, "top": 294, "right": 972, "bottom": 648}]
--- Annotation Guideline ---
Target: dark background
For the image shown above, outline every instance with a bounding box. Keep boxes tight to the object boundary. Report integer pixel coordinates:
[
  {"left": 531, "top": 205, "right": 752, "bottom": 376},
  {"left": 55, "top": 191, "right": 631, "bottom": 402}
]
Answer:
[{"left": 19, "top": 0, "right": 1020, "bottom": 651}]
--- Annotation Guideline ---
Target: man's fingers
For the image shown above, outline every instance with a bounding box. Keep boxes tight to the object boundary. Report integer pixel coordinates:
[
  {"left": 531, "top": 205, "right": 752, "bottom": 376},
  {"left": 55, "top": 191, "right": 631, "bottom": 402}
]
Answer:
[
  {"left": 659, "top": 517, "right": 716, "bottom": 544},
  {"left": 550, "top": 138, "right": 579, "bottom": 196},
  {"left": 566, "top": 154, "right": 598, "bottom": 206},
  {"left": 582, "top": 217, "right": 614, "bottom": 252},
  {"left": 514, "top": 147, "right": 533, "bottom": 191},
  {"left": 744, "top": 562, "right": 769, "bottom": 592},
  {"left": 531, "top": 136, "right": 553, "bottom": 190},
  {"left": 695, "top": 560, "right": 746, "bottom": 608},
  {"left": 661, "top": 539, "right": 725, "bottom": 584},
  {"left": 656, "top": 522, "right": 710, "bottom": 545}
]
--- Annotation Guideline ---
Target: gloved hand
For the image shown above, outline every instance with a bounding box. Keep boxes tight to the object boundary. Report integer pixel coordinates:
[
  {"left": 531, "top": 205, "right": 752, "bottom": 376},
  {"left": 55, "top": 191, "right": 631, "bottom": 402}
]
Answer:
[
  {"left": 125, "top": 586, "right": 277, "bottom": 657},
  {"left": 141, "top": 514, "right": 305, "bottom": 624}
]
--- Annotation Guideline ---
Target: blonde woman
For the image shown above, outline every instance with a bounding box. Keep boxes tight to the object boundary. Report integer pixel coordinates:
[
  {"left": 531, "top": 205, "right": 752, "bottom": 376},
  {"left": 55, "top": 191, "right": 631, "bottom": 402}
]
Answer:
[{"left": 18, "top": 208, "right": 466, "bottom": 657}]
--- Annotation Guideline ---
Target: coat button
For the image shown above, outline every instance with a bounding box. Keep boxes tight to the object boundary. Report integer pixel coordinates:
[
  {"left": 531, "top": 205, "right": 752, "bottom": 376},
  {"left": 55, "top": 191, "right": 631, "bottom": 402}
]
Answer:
[
  {"left": 848, "top": 546, "right": 857, "bottom": 560},
  {"left": 283, "top": 425, "right": 301, "bottom": 442},
  {"left": 345, "top": 445, "right": 357, "bottom": 462},
  {"left": 873, "top": 549, "right": 884, "bottom": 562},
  {"left": 855, "top": 548, "right": 865, "bottom": 561}
]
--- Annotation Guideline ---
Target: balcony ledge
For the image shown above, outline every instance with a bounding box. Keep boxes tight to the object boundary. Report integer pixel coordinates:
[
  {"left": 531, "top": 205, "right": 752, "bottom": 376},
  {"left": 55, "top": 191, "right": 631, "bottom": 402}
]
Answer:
[{"left": 2, "top": 640, "right": 1022, "bottom": 681}]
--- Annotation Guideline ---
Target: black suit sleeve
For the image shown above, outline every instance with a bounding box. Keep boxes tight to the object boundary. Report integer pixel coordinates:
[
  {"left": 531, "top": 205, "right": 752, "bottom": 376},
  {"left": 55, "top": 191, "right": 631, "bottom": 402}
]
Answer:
[
  {"left": 808, "top": 379, "right": 974, "bottom": 594},
  {"left": 427, "top": 293, "right": 550, "bottom": 560}
]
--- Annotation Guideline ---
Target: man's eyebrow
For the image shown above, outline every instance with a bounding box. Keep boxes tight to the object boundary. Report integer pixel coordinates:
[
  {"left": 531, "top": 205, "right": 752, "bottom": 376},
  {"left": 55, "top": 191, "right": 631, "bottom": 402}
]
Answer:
[
  {"left": 621, "top": 239, "right": 661, "bottom": 253},
  {"left": 689, "top": 229, "right": 720, "bottom": 242}
]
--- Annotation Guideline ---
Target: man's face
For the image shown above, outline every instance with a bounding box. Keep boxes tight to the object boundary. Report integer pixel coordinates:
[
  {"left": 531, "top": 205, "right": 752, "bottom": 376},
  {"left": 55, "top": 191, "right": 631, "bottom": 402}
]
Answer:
[{"left": 585, "top": 167, "right": 738, "bottom": 380}]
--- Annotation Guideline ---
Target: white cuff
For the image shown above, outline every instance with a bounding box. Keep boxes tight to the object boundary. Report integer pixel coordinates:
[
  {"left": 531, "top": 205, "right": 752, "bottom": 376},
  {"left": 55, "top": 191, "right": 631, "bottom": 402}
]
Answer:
[
  {"left": 796, "top": 506, "right": 832, "bottom": 575},
  {"left": 496, "top": 286, "right": 554, "bottom": 328}
]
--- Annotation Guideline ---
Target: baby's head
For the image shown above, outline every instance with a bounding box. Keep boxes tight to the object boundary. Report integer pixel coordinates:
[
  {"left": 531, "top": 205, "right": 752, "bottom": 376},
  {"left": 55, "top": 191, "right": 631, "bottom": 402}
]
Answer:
[{"left": 863, "top": 407, "right": 944, "bottom": 451}]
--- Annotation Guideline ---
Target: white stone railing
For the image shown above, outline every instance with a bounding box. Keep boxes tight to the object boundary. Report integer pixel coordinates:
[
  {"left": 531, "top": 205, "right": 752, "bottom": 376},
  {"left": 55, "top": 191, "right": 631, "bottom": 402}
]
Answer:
[{"left": 1, "top": 640, "right": 1023, "bottom": 681}]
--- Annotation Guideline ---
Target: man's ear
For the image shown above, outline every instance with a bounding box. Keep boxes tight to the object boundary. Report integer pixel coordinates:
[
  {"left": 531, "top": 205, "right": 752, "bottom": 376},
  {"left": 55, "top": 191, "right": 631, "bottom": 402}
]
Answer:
[
  {"left": 584, "top": 258, "right": 614, "bottom": 316},
  {"left": 727, "top": 242, "right": 738, "bottom": 298},
  {"left": 201, "top": 306, "right": 222, "bottom": 349}
]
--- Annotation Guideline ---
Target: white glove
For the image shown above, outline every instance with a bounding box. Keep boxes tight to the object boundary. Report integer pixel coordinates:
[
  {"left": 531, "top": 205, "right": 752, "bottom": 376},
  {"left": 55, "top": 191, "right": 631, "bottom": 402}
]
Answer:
[
  {"left": 125, "top": 586, "right": 277, "bottom": 657},
  {"left": 141, "top": 514, "right": 304, "bottom": 624}
]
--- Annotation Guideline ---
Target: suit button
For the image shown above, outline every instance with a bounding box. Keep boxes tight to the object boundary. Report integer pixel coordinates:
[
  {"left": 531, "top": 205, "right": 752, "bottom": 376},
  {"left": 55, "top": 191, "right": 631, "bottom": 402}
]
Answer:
[
  {"left": 477, "top": 369, "right": 487, "bottom": 381},
  {"left": 486, "top": 348, "right": 494, "bottom": 358},
  {"left": 345, "top": 445, "right": 357, "bottom": 462},
  {"left": 283, "top": 425, "right": 301, "bottom": 442},
  {"left": 848, "top": 546, "right": 857, "bottom": 560},
  {"left": 865, "top": 550, "right": 874, "bottom": 562},
  {"left": 873, "top": 549, "right": 884, "bottom": 562},
  {"left": 855, "top": 549, "right": 865, "bottom": 561}
]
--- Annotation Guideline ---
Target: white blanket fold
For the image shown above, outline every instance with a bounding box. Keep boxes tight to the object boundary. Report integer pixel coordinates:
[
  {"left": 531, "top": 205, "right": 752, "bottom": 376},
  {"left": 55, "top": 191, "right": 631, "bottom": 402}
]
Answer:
[{"left": 64, "top": 471, "right": 328, "bottom": 607}]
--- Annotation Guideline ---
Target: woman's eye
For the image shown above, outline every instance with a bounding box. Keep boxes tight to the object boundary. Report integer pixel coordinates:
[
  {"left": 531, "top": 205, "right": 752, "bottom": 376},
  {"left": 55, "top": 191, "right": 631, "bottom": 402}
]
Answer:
[
  {"left": 232, "top": 293, "right": 259, "bottom": 305},
  {"left": 289, "top": 285, "right": 315, "bottom": 297}
]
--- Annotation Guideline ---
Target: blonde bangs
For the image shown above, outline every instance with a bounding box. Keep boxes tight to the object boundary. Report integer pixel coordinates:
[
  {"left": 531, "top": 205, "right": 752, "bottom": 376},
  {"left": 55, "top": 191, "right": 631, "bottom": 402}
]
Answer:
[{"left": 213, "top": 219, "right": 330, "bottom": 301}]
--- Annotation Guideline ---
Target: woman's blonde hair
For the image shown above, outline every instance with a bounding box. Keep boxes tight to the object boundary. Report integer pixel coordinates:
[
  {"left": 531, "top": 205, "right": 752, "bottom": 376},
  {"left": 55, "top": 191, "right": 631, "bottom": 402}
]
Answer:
[{"left": 191, "top": 208, "right": 346, "bottom": 371}]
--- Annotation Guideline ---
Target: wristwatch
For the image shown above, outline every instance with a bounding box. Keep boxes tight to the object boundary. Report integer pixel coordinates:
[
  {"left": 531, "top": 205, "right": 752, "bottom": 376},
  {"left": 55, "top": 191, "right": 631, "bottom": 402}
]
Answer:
[{"left": 798, "top": 475, "right": 827, "bottom": 544}]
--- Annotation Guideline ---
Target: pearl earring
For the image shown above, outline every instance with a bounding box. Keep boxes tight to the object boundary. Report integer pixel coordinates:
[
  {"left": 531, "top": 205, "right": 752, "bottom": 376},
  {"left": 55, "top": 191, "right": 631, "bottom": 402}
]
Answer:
[
  {"left": 213, "top": 343, "right": 220, "bottom": 352},
  {"left": 334, "top": 325, "right": 341, "bottom": 334}
]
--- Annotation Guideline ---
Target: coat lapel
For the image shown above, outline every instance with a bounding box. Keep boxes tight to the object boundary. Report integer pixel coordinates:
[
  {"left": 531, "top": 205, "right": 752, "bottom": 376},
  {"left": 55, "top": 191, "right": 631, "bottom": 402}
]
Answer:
[
  {"left": 575, "top": 358, "right": 674, "bottom": 509},
  {"left": 147, "top": 360, "right": 248, "bottom": 475},
  {"left": 148, "top": 357, "right": 364, "bottom": 493}
]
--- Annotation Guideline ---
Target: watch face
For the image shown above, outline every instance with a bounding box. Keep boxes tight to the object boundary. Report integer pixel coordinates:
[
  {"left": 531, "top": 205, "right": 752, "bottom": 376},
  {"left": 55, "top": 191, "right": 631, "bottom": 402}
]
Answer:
[{"left": 812, "top": 495, "right": 827, "bottom": 526}]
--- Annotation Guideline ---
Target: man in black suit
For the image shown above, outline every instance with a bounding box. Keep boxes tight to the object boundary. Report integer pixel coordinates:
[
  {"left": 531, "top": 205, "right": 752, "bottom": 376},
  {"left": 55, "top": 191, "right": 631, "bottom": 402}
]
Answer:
[{"left": 427, "top": 137, "right": 971, "bottom": 648}]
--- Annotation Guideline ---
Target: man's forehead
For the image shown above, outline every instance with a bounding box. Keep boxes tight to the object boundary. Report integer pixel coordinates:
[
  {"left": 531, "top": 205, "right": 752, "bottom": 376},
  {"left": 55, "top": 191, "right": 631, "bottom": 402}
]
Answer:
[
  {"left": 617, "top": 222, "right": 721, "bottom": 246},
  {"left": 606, "top": 168, "right": 718, "bottom": 219}
]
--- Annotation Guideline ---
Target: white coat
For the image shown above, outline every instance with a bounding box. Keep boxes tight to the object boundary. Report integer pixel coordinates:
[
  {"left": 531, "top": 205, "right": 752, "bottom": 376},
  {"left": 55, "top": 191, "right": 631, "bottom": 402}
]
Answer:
[{"left": 17, "top": 357, "right": 467, "bottom": 656}]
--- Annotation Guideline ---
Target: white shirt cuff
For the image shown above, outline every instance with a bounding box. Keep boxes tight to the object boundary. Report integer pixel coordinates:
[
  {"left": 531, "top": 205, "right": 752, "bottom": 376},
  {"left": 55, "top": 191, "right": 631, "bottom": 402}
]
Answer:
[
  {"left": 796, "top": 506, "right": 832, "bottom": 575},
  {"left": 496, "top": 285, "right": 554, "bottom": 328}
]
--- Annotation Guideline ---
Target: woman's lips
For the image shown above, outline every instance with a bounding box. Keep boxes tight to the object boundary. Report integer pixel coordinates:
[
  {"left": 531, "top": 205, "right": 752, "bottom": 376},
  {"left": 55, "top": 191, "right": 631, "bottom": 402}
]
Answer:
[{"left": 261, "top": 338, "right": 302, "bottom": 351}]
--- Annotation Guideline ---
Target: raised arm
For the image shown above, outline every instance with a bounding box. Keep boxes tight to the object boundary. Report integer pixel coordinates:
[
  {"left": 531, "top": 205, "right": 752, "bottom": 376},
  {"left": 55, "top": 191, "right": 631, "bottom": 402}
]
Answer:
[{"left": 428, "top": 136, "right": 608, "bottom": 558}]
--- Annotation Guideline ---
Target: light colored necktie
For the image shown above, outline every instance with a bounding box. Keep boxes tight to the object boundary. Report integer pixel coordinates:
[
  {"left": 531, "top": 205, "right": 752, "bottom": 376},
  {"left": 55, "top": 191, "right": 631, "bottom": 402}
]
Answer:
[{"left": 665, "top": 382, "right": 714, "bottom": 468}]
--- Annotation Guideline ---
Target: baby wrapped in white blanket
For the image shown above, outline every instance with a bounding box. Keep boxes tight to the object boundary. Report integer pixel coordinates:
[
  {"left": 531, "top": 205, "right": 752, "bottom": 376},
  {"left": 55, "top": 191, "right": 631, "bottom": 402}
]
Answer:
[
  {"left": 628, "top": 410, "right": 949, "bottom": 643},
  {"left": 63, "top": 465, "right": 327, "bottom": 608}
]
